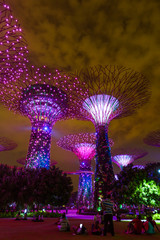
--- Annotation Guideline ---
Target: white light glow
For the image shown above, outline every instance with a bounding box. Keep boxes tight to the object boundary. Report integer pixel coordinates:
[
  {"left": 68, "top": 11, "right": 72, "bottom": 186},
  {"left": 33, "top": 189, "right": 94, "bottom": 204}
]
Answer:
[
  {"left": 113, "top": 155, "right": 133, "bottom": 167},
  {"left": 83, "top": 94, "right": 119, "bottom": 125}
]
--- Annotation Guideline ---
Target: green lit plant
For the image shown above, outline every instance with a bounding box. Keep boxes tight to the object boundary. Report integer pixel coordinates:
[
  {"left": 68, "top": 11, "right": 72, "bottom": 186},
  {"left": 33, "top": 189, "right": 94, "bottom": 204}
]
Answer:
[
  {"left": 132, "top": 179, "right": 160, "bottom": 207},
  {"left": 152, "top": 213, "right": 160, "bottom": 220}
]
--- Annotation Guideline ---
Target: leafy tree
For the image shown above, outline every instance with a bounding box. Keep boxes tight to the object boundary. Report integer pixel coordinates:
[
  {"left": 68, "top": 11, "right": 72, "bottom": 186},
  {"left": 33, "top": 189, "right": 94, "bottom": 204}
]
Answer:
[
  {"left": 113, "top": 162, "right": 160, "bottom": 209},
  {"left": 131, "top": 179, "right": 160, "bottom": 207},
  {"left": 33, "top": 167, "right": 73, "bottom": 207},
  {"left": 113, "top": 163, "right": 147, "bottom": 205},
  {"left": 0, "top": 164, "right": 73, "bottom": 209}
]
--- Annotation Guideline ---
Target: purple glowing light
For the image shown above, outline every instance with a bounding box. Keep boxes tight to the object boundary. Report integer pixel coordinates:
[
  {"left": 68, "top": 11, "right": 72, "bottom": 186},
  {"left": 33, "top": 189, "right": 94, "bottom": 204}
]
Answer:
[
  {"left": 77, "top": 172, "right": 93, "bottom": 209},
  {"left": 82, "top": 94, "right": 119, "bottom": 125},
  {"left": 20, "top": 84, "right": 68, "bottom": 169},
  {"left": 65, "top": 170, "right": 94, "bottom": 208},
  {"left": 57, "top": 133, "right": 97, "bottom": 208},
  {"left": 17, "top": 157, "right": 57, "bottom": 166},
  {"left": 0, "top": 2, "right": 28, "bottom": 84},
  {"left": 133, "top": 165, "right": 145, "bottom": 169},
  {"left": 0, "top": 64, "right": 88, "bottom": 170},
  {"left": 71, "top": 65, "right": 150, "bottom": 209},
  {"left": 25, "top": 122, "right": 52, "bottom": 169}
]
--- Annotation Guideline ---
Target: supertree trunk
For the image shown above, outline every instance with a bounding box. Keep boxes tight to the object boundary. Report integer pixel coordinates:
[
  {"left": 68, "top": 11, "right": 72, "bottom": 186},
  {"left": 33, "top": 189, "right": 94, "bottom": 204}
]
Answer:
[
  {"left": 94, "top": 125, "right": 114, "bottom": 210},
  {"left": 77, "top": 172, "right": 93, "bottom": 209},
  {"left": 57, "top": 133, "right": 97, "bottom": 209},
  {"left": 26, "top": 122, "right": 52, "bottom": 169}
]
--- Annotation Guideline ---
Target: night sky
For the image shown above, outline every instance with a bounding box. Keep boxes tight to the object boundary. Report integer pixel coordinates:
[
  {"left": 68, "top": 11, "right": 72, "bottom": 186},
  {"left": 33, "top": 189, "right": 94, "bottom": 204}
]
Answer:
[{"left": 0, "top": 0, "right": 160, "bottom": 191}]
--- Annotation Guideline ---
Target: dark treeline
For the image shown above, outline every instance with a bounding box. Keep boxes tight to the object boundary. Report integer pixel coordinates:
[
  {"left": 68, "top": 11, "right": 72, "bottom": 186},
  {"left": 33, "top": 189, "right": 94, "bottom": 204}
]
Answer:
[{"left": 0, "top": 164, "right": 73, "bottom": 211}]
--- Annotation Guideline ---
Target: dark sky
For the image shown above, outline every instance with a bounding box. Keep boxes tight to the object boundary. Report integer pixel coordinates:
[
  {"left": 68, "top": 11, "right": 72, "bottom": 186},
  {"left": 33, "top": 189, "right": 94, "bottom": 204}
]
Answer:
[{"left": 0, "top": 0, "right": 160, "bottom": 190}]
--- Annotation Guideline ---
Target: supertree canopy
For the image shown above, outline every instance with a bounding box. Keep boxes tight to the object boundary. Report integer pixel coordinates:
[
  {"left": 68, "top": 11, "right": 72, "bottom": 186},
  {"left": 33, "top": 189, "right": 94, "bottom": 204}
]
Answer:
[
  {"left": 57, "top": 133, "right": 97, "bottom": 168},
  {"left": 0, "top": 1, "right": 28, "bottom": 83},
  {"left": 0, "top": 137, "right": 17, "bottom": 151},
  {"left": 72, "top": 65, "right": 151, "bottom": 209},
  {"left": 57, "top": 133, "right": 114, "bottom": 208},
  {"left": 112, "top": 155, "right": 134, "bottom": 170},
  {"left": 0, "top": 65, "right": 87, "bottom": 169},
  {"left": 132, "top": 165, "right": 145, "bottom": 169},
  {"left": 144, "top": 130, "right": 160, "bottom": 147},
  {"left": 112, "top": 148, "right": 148, "bottom": 170}
]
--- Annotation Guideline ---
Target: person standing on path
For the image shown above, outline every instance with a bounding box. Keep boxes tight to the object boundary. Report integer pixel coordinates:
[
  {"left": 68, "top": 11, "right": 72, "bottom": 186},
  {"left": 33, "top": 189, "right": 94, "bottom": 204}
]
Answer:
[{"left": 101, "top": 193, "right": 115, "bottom": 236}]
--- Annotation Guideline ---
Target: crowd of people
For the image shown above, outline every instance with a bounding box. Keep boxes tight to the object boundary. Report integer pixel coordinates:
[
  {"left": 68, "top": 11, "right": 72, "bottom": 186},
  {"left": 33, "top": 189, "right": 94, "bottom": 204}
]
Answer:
[
  {"left": 56, "top": 193, "right": 160, "bottom": 236},
  {"left": 126, "top": 215, "right": 160, "bottom": 235},
  {"left": 14, "top": 195, "right": 160, "bottom": 236}
]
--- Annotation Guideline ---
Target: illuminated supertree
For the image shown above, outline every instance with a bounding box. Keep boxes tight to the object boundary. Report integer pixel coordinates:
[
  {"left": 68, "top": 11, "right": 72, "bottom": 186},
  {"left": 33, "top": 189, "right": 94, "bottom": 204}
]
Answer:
[
  {"left": 57, "top": 132, "right": 114, "bottom": 208},
  {"left": 0, "top": 65, "right": 87, "bottom": 169},
  {"left": 0, "top": 1, "right": 28, "bottom": 83},
  {"left": 112, "top": 148, "right": 147, "bottom": 170},
  {"left": 57, "top": 133, "right": 96, "bottom": 208},
  {"left": 0, "top": 137, "right": 17, "bottom": 151},
  {"left": 144, "top": 130, "right": 160, "bottom": 147},
  {"left": 72, "top": 65, "right": 151, "bottom": 209}
]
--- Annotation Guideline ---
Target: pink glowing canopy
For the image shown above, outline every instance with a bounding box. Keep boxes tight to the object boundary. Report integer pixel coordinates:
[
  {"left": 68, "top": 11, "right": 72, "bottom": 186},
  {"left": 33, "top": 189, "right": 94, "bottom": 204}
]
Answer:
[
  {"left": 74, "top": 143, "right": 96, "bottom": 160},
  {"left": 57, "top": 132, "right": 114, "bottom": 156}
]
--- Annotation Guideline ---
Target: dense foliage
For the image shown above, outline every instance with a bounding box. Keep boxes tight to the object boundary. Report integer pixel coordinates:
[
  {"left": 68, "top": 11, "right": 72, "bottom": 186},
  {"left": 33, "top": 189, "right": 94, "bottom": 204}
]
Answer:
[
  {"left": 0, "top": 164, "right": 73, "bottom": 210},
  {"left": 132, "top": 179, "right": 160, "bottom": 206},
  {"left": 113, "top": 162, "right": 160, "bottom": 207}
]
